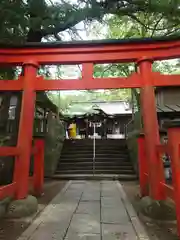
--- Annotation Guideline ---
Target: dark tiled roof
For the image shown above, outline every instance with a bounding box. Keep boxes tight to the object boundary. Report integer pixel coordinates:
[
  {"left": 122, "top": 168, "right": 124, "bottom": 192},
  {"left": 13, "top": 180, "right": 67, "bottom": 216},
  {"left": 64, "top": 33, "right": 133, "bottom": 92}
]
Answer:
[
  {"left": 157, "top": 104, "right": 180, "bottom": 112},
  {"left": 0, "top": 36, "right": 180, "bottom": 48}
]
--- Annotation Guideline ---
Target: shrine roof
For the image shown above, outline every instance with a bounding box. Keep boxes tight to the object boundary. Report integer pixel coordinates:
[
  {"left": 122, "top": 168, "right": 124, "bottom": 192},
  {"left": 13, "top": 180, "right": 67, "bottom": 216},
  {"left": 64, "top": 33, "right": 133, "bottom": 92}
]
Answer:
[
  {"left": 64, "top": 99, "right": 180, "bottom": 119},
  {"left": 157, "top": 104, "right": 180, "bottom": 113},
  {"left": 63, "top": 101, "right": 132, "bottom": 118}
]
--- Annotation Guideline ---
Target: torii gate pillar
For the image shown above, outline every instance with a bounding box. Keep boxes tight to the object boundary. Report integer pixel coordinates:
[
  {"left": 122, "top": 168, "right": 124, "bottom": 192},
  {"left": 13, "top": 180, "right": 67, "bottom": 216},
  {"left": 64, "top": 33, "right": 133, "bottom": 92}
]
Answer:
[
  {"left": 138, "top": 59, "right": 166, "bottom": 200},
  {"left": 14, "top": 62, "right": 38, "bottom": 199}
]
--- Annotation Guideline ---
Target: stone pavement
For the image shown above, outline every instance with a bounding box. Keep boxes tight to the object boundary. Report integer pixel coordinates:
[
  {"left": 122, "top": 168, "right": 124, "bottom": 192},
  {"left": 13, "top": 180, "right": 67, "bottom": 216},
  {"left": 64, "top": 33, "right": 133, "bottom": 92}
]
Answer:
[{"left": 18, "top": 181, "right": 149, "bottom": 240}]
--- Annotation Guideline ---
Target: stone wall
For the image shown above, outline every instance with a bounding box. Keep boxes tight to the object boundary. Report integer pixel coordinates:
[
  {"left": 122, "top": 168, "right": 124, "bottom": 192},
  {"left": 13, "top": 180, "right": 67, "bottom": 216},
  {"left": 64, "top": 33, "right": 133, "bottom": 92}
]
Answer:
[
  {"left": 44, "top": 113, "right": 65, "bottom": 177},
  {"left": 0, "top": 114, "right": 66, "bottom": 185},
  {"left": 126, "top": 111, "right": 142, "bottom": 175}
]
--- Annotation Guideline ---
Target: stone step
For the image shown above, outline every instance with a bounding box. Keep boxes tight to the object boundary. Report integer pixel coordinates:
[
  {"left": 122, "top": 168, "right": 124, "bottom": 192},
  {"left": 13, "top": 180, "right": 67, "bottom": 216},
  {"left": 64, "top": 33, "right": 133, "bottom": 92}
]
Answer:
[
  {"left": 63, "top": 143, "right": 127, "bottom": 146},
  {"left": 57, "top": 164, "right": 133, "bottom": 171},
  {"left": 59, "top": 158, "right": 129, "bottom": 163},
  {"left": 57, "top": 139, "right": 136, "bottom": 181},
  {"left": 64, "top": 139, "right": 126, "bottom": 144},
  {"left": 63, "top": 147, "right": 127, "bottom": 151},
  {"left": 58, "top": 161, "right": 131, "bottom": 166},
  {"left": 52, "top": 174, "right": 137, "bottom": 181},
  {"left": 61, "top": 151, "right": 128, "bottom": 156},
  {"left": 56, "top": 169, "right": 134, "bottom": 174},
  {"left": 61, "top": 150, "right": 128, "bottom": 155},
  {"left": 63, "top": 146, "right": 127, "bottom": 150},
  {"left": 63, "top": 145, "right": 127, "bottom": 149},
  {"left": 58, "top": 161, "right": 132, "bottom": 166},
  {"left": 61, "top": 151, "right": 128, "bottom": 158}
]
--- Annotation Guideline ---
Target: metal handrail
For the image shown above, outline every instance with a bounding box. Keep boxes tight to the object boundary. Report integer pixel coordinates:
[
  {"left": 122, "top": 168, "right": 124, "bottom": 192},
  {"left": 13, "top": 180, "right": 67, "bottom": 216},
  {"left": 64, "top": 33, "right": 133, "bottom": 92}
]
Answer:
[
  {"left": 124, "top": 119, "right": 134, "bottom": 139},
  {"left": 93, "top": 123, "right": 96, "bottom": 175}
]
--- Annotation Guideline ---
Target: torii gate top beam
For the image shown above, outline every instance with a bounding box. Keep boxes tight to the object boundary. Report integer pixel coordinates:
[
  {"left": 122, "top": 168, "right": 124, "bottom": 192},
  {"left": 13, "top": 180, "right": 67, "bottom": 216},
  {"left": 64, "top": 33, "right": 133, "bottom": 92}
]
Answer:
[{"left": 0, "top": 36, "right": 180, "bottom": 65}]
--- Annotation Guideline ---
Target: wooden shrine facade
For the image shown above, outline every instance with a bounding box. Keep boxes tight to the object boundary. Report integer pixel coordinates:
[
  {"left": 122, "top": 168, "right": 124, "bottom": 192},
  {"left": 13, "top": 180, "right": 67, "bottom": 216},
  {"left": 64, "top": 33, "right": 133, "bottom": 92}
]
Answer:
[
  {"left": 1, "top": 36, "right": 180, "bottom": 236},
  {"left": 65, "top": 111, "right": 132, "bottom": 139},
  {"left": 0, "top": 92, "right": 58, "bottom": 137}
]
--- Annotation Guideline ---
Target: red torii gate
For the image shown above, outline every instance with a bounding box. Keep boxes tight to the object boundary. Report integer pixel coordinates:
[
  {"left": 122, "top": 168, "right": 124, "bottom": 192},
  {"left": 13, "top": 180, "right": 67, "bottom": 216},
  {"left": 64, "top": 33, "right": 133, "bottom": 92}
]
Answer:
[{"left": 1, "top": 36, "right": 180, "bottom": 235}]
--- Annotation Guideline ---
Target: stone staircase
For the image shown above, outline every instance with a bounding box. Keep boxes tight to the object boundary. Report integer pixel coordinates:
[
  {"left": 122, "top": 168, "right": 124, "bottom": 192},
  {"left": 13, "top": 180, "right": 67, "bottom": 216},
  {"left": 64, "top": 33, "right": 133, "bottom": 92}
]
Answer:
[{"left": 53, "top": 139, "right": 137, "bottom": 180}]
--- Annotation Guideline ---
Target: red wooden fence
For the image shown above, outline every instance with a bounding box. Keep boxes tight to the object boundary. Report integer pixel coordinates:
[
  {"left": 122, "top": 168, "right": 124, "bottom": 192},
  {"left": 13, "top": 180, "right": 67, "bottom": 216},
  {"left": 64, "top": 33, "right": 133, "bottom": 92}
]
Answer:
[
  {"left": 138, "top": 126, "right": 180, "bottom": 236},
  {"left": 0, "top": 138, "right": 44, "bottom": 200}
]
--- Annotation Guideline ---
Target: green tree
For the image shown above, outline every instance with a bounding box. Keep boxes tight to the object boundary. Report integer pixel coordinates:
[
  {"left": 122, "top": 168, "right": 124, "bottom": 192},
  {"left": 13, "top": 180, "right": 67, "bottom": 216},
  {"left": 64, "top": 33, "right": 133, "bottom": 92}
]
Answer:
[
  {"left": 0, "top": 0, "right": 180, "bottom": 44},
  {"left": 91, "top": 11, "right": 180, "bottom": 111}
]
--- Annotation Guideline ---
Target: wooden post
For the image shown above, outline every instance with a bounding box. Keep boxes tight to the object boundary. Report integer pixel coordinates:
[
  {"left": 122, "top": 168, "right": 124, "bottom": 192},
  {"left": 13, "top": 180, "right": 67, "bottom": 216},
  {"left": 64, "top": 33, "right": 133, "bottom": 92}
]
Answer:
[
  {"left": 138, "top": 59, "right": 165, "bottom": 200},
  {"left": 167, "top": 125, "right": 180, "bottom": 237},
  {"left": 33, "top": 138, "right": 45, "bottom": 196},
  {"left": 14, "top": 62, "right": 38, "bottom": 199},
  {"left": 138, "top": 134, "right": 148, "bottom": 197}
]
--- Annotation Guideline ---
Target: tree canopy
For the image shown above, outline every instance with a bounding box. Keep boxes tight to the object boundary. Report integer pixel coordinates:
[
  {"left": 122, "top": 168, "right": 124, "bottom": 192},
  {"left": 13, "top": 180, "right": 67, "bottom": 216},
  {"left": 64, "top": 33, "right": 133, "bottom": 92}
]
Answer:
[{"left": 1, "top": 0, "right": 180, "bottom": 44}]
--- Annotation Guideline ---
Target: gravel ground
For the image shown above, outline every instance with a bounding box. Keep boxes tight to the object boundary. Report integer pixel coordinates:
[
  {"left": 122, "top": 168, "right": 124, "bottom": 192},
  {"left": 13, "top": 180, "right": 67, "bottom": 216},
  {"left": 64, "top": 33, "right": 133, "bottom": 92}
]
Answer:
[
  {"left": 122, "top": 181, "right": 179, "bottom": 240},
  {"left": 0, "top": 180, "right": 66, "bottom": 240}
]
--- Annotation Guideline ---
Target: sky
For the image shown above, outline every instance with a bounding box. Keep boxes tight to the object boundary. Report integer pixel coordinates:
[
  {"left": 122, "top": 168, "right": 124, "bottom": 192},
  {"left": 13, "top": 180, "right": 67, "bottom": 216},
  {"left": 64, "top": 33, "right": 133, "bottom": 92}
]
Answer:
[
  {"left": 45, "top": 0, "right": 108, "bottom": 96},
  {"left": 45, "top": 0, "right": 179, "bottom": 99},
  {"left": 45, "top": 0, "right": 108, "bottom": 41}
]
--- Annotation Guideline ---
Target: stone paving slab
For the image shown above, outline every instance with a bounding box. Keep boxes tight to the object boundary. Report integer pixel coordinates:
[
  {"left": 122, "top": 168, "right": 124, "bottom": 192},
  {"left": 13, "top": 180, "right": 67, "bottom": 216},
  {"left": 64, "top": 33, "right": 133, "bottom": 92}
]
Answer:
[
  {"left": 76, "top": 202, "right": 100, "bottom": 215},
  {"left": 69, "top": 213, "right": 100, "bottom": 233},
  {"left": 102, "top": 223, "right": 137, "bottom": 240},
  {"left": 18, "top": 180, "right": 150, "bottom": 240},
  {"left": 65, "top": 232, "right": 101, "bottom": 240},
  {"left": 101, "top": 207, "right": 130, "bottom": 224},
  {"left": 101, "top": 197, "right": 124, "bottom": 208},
  {"left": 81, "top": 192, "right": 100, "bottom": 201}
]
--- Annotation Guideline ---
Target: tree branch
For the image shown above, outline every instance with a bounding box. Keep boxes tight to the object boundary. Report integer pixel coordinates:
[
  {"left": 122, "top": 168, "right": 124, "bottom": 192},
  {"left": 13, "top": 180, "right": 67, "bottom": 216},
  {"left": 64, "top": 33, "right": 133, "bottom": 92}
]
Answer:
[
  {"left": 27, "top": 0, "right": 180, "bottom": 42},
  {"left": 44, "top": 3, "right": 104, "bottom": 37},
  {"left": 150, "top": 15, "right": 164, "bottom": 37},
  {"left": 128, "top": 13, "right": 180, "bottom": 31}
]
